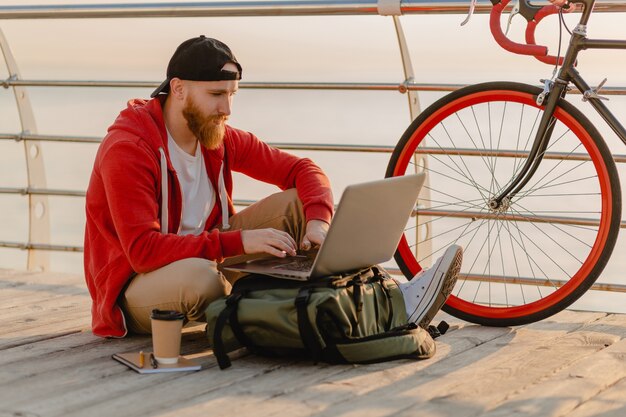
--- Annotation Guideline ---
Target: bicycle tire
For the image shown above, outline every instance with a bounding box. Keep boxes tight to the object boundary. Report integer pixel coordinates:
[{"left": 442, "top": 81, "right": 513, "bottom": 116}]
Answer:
[{"left": 386, "top": 82, "right": 621, "bottom": 326}]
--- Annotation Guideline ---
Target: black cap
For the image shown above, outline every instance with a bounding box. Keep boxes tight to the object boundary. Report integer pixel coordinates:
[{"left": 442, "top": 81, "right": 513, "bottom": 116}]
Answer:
[{"left": 151, "top": 36, "right": 242, "bottom": 98}]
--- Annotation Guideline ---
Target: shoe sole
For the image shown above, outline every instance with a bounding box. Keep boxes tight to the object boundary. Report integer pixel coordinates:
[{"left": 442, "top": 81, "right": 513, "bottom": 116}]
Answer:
[{"left": 410, "top": 245, "right": 463, "bottom": 329}]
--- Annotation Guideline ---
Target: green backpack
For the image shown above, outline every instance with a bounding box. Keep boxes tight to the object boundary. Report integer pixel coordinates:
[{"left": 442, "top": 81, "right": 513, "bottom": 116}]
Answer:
[{"left": 205, "top": 266, "right": 442, "bottom": 369}]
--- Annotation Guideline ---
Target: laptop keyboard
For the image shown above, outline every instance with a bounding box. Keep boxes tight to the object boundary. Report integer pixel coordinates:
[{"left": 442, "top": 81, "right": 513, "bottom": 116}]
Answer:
[{"left": 276, "top": 257, "right": 314, "bottom": 272}]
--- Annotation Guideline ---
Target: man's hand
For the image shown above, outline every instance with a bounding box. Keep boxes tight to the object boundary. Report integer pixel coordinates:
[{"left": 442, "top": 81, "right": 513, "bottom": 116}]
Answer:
[
  {"left": 300, "top": 219, "right": 330, "bottom": 251},
  {"left": 241, "top": 228, "right": 297, "bottom": 258}
]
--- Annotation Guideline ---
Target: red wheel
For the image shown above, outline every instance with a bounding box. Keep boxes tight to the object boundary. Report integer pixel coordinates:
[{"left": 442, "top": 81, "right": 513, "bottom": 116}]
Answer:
[{"left": 386, "top": 82, "right": 621, "bottom": 326}]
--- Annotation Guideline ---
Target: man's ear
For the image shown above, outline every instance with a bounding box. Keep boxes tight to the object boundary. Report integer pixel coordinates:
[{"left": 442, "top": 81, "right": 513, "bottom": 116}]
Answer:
[{"left": 169, "top": 78, "right": 185, "bottom": 100}]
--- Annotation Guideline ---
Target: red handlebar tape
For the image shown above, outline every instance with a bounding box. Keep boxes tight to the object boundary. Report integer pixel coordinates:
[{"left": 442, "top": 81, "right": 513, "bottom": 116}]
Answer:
[
  {"left": 490, "top": 0, "right": 565, "bottom": 65},
  {"left": 525, "top": 5, "right": 566, "bottom": 65}
]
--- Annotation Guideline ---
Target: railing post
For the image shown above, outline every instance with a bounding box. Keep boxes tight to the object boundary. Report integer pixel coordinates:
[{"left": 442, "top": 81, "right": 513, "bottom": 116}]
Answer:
[
  {"left": 392, "top": 16, "right": 432, "bottom": 268},
  {"left": 0, "top": 28, "right": 50, "bottom": 271}
]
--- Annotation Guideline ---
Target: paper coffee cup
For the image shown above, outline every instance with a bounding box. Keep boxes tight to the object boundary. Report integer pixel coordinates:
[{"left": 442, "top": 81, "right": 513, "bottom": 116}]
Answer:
[{"left": 151, "top": 309, "right": 185, "bottom": 364}]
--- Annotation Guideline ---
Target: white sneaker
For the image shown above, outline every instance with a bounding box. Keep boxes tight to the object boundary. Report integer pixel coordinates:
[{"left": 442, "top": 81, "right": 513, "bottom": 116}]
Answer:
[{"left": 399, "top": 245, "right": 463, "bottom": 328}]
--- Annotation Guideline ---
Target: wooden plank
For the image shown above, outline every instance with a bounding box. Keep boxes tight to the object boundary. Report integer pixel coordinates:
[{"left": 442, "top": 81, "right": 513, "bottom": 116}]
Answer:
[
  {"left": 480, "top": 314, "right": 626, "bottom": 417},
  {"left": 567, "top": 378, "right": 626, "bottom": 417},
  {"left": 5, "top": 347, "right": 292, "bottom": 417},
  {"left": 2, "top": 269, "right": 624, "bottom": 417},
  {"left": 120, "top": 321, "right": 513, "bottom": 417},
  {"left": 0, "top": 279, "right": 86, "bottom": 308},
  {"left": 0, "top": 293, "right": 88, "bottom": 324},
  {"left": 0, "top": 314, "right": 469, "bottom": 417},
  {"left": 0, "top": 327, "right": 212, "bottom": 409},
  {"left": 388, "top": 313, "right": 621, "bottom": 417},
  {"left": 0, "top": 305, "right": 92, "bottom": 350},
  {"left": 0, "top": 270, "right": 83, "bottom": 287},
  {"left": 191, "top": 310, "right": 606, "bottom": 417},
  {"left": 0, "top": 324, "right": 209, "bottom": 383},
  {"left": 0, "top": 322, "right": 203, "bottom": 366}
]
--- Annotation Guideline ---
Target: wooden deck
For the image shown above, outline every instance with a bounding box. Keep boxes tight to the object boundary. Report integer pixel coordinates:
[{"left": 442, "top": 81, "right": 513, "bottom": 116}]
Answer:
[{"left": 1, "top": 268, "right": 626, "bottom": 417}]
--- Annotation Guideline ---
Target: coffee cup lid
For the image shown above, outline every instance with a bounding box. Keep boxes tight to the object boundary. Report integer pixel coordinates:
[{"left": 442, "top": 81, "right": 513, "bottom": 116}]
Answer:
[{"left": 151, "top": 309, "right": 185, "bottom": 321}]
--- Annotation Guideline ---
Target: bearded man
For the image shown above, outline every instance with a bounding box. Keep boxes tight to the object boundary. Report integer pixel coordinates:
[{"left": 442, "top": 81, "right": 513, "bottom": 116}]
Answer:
[{"left": 84, "top": 36, "right": 334, "bottom": 337}]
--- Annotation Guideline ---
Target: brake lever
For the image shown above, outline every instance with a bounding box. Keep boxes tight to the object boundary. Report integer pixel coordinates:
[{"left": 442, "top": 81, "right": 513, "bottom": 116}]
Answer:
[
  {"left": 505, "top": 1, "right": 521, "bottom": 35},
  {"left": 460, "top": 0, "right": 477, "bottom": 26}
]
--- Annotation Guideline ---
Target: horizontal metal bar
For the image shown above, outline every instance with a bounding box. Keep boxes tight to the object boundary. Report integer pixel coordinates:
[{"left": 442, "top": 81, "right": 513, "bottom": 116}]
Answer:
[
  {"left": 0, "top": 187, "right": 86, "bottom": 197},
  {"left": 0, "top": 1, "right": 544, "bottom": 20},
  {"left": 4, "top": 133, "right": 626, "bottom": 163},
  {"left": 268, "top": 143, "right": 395, "bottom": 152},
  {"left": 386, "top": 267, "right": 626, "bottom": 293},
  {"left": 1, "top": 80, "right": 466, "bottom": 91},
  {"left": 414, "top": 207, "right": 626, "bottom": 229},
  {"left": 0, "top": 132, "right": 397, "bottom": 152},
  {"left": 4, "top": 79, "right": 626, "bottom": 95},
  {"left": 0, "top": 132, "right": 102, "bottom": 143},
  {"left": 460, "top": 273, "right": 626, "bottom": 293},
  {"left": 415, "top": 146, "right": 626, "bottom": 163},
  {"left": 0, "top": 241, "right": 82, "bottom": 252},
  {"left": 1, "top": 1, "right": 624, "bottom": 20}
]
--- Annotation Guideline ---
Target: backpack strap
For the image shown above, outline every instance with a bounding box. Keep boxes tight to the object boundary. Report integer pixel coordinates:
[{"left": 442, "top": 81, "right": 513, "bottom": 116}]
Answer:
[
  {"left": 351, "top": 278, "right": 363, "bottom": 337},
  {"left": 380, "top": 279, "right": 395, "bottom": 330},
  {"left": 212, "top": 292, "right": 243, "bottom": 370},
  {"left": 295, "top": 287, "right": 323, "bottom": 362}
]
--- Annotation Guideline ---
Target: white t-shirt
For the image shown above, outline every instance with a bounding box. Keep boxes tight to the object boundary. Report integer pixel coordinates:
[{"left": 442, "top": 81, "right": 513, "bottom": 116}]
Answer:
[{"left": 167, "top": 131, "right": 216, "bottom": 236}]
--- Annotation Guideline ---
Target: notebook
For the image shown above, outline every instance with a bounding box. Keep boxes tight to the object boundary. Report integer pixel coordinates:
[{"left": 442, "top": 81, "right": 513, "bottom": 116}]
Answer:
[
  {"left": 224, "top": 174, "right": 424, "bottom": 280},
  {"left": 112, "top": 351, "right": 201, "bottom": 374}
]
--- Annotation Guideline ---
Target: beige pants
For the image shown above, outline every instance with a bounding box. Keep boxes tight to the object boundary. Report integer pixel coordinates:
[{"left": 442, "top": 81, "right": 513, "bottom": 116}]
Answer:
[{"left": 120, "top": 189, "right": 307, "bottom": 334}]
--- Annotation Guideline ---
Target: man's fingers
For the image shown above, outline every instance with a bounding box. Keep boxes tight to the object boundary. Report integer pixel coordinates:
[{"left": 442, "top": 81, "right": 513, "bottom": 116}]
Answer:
[
  {"left": 241, "top": 228, "right": 298, "bottom": 256},
  {"left": 260, "top": 229, "right": 296, "bottom": 256},
  {"left": 264, "top": 245, "right": 287, "bottom": 258},
  {"left": 270, "top": 229, "right": 297, "bottom": 254}
]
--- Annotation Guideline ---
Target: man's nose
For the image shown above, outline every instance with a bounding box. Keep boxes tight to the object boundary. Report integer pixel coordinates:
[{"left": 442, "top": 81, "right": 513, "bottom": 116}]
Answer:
[{"left": 218, "top": 96, "right": 232, "bottom": 116}]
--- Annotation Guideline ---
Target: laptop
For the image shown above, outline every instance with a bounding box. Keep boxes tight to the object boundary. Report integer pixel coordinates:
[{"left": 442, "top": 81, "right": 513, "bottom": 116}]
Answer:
[{"left": 224, "top": 174, "right": 425, "bottom": 280}]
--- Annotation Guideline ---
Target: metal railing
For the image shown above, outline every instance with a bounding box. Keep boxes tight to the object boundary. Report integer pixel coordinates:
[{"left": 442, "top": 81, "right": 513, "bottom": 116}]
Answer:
[
  {"left": 1, "top": 0, "right": 626, "bottom": 295},
  {"left": 1, "top": 0, "right": 625, "bottom": 19}
]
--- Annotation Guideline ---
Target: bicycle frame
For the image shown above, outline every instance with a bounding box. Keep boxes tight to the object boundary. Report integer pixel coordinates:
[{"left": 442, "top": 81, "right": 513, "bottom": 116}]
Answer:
[{"left": 491, "top": 0, "right": 626, "bottom": 208}]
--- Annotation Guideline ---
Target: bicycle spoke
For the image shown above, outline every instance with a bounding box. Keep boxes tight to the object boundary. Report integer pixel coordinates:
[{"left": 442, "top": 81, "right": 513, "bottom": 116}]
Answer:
[
  {"left": 496, "top": 121, "right": 569, "bottom": 198},
  {"left": 521, "top": 193, "right": 600, "bottom": 197},
  {"left": 506, "top": 217, "right": 571, "bottom": 279},
  {"left": 455, "top": 216, "right": 492, "bottom": 296},
  {"left": 496, "top": 217, "right": 509, "bottom": 307},
  {"left": 491, "top": 101, "right": 508, "bottom": 192},
  {"left": 471, "top": 106, "right": 496, "bottom": 181},
  {"left": 455, "top": 111, "right": 499, "bottom": 180},
  {"left": 414, "top": 219, "right": 480, "bottom": 245},
  {"left": 510, "top": 215, "right": 544, "bottom": 299},
  {"left": 472, "top": 218, "right": 500, "bottom": 305},
  {"left": 406, "top": 200, "right": 486, "bottom": 231},
  {"left": 508, "top": 205, "right": 585, "bottom": 265},
  {"left": 501, "top": 218, "right": 526, "bottom": 304},
  {"left": 437, "top": 122, "right": 490, "bottom": 201},
  {"left": 512, "top": 199, "right": 594, "bottom": 249},
  {"left": 515, "top": 141, "right": 585, "bottom": 200},
  {"left": 516, "top": 174, "right": 599, "bottom": 197},
  {"left": 408, "top": 161, "right": 490, "bottom": 194},
  {"left": 512, "top": 104, "right": 525, "bottom": 179},
  {"left": 418, "top": 142, "right": 493, "bottom": 198}
]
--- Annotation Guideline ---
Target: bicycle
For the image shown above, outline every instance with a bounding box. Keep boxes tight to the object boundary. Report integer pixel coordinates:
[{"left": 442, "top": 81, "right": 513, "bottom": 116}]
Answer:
[{"left": 386, "top": 0, "right": 625, "bottom": 326}]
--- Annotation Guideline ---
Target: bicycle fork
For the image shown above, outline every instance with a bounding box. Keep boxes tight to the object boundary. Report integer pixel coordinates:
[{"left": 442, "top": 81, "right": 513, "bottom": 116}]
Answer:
[{"left": 489, "top": 80, "right": 567, "bottom": 211}]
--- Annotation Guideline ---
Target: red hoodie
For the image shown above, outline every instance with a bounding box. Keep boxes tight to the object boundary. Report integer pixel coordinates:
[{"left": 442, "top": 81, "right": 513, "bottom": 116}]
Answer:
[{"left": 84, "top": 97, "right": 334, "bottom": 338}]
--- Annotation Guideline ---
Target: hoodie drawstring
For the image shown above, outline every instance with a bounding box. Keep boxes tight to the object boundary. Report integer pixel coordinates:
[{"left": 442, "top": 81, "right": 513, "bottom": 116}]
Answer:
[
  {"left": 159, "top": 148, "right": 169, "bottom": 234},
  {"left": 159, "top": 146, "right": 230, "bottom": 234},
  {"left": 218, "top": 162, "right": 230, "bottom": 230}
]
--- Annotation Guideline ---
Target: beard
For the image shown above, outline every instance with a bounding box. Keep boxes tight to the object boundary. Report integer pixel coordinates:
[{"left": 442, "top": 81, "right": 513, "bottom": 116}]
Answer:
[{"left": 182, "top": 97, "right": 228, "bottom": 150}]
